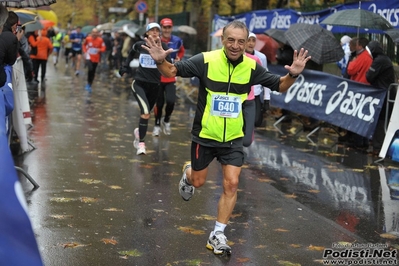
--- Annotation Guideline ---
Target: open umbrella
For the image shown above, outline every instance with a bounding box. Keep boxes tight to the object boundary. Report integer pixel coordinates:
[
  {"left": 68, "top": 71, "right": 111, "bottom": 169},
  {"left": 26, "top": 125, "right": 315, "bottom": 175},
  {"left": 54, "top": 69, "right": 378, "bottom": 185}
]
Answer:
[
  {"left": 254, "top": 34, "right": 279, "bottom": 63},
  {"left": 81, "top": 25, "right": 95, "bottom": 35},
  {"left": 0, "top": 0, "right": 57, "bottom": 8},
  {"left": 122, "top": 23, "right": 140, "bottom": 38},
  {"left": 285, "top": 23, "right": 344, "bottom": 65},
  {"left": 264, "top": 28, "right": 286, "bottom": 44},
  {"left": 24, "top": 20, "right": 43, "bottom": 32},
  {"left": 384, "top": 29, "right": 399, "bottom": 43},
  {"left": 15, "top": 10, "right": 37, "bottom": 25},
  {"left": 97, "top": 22, "right": 114, "bottom": 32},
  {"left": 178, "top": 25, "right": 197, "bottom": 35},
  {"left": 321, "top": 9, "right": 392, "bottom": 31}
]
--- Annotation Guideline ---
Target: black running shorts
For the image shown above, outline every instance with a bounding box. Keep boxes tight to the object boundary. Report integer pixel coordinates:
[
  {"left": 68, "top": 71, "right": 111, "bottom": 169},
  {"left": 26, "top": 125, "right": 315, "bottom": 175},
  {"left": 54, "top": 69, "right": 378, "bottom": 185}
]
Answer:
[{"left": 190, "top": 141, "right": 244, "bottom": 171}]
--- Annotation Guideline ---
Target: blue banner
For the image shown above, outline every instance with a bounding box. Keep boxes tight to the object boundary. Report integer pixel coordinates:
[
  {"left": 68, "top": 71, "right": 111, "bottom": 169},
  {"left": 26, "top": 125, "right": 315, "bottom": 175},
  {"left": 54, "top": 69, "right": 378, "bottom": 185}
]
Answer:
[
  {"left": 0, "top": 90, "right": 43, "bottom": 266},
  {"left": 213, "top": 0, "right": 399, "bottom": 34},
  {"left": 268, "top": 64, "right": 386, "bottom": 139}
]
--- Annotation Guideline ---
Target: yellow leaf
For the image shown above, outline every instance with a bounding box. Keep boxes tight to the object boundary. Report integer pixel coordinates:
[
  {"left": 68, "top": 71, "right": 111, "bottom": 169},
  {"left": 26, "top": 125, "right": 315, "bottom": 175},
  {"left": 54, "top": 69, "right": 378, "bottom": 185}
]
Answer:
[
  {"left": 194, "top": 214, "right": 216, "bottom": 221},
  {"left": 80, "top": 197, "right": 98, "bottom": 203},
  {"left": 61, "top": 242, "right": 89, "bottom": 248},
  {"left": 307, "top": 189, "right": 320, "bottom": 194},
  {"left": 50, "top": 197, "right": 77, "bottom": 203},
  {"left": 103, "top": 208, "right": 123, "bottom": 212},
  {"left": 79, "top": 178, "right": 102, "bottom": 184},
  {"left": 380, "top": 233, "right": 398, "bottom": 239},
  {"left": 237, "top": 257, "right": 250, "bottom": 263},
  {"left": 274, "top": 228, "right": 289, "bottom": 232},
  {"left": 108, "top": 185, "right": 122, "bottom": 189},
  {"left": 255, "top": 245, "right": 267, "bottom": 249},
  {"left": 118, "top": 249, "right": 143, "bottom": 257},
  {"left": 308, "top": 245, "right": 325, "bottom": 251},
  {"left": 277, "top": 260, "right": 301, "bottom": 266},
  {"left": 50, "top": 214, "right": 73, "bottom": 219},
  {"left": 285, "top": 194, "right": 297, "bottom": 199},
  {"left": 101, "top": 238, "right": 118, "bottom": 245},
  {"left": 177, "top": 226, "right": 205, "bottom": 235},
  {"left": 258, "top": 178, "right": 274, "bottom": 183}
]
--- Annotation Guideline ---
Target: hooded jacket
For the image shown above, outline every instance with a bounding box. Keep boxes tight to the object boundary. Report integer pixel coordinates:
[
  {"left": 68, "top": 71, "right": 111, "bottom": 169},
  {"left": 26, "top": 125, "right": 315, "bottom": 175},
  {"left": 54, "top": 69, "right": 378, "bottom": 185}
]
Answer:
[
  {"left": 366, "top": 41, "right": 396, "bottom": 121},
  {"left": 366, "top": 41, "right": 395, "bottom": 90}
]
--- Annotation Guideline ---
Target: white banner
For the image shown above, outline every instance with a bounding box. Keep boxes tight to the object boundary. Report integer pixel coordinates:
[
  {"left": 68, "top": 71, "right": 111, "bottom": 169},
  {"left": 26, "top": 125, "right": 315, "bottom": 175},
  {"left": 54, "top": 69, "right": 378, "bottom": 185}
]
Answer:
[{"left": 11, "top": 58, "right": 33, "bottom": 153}]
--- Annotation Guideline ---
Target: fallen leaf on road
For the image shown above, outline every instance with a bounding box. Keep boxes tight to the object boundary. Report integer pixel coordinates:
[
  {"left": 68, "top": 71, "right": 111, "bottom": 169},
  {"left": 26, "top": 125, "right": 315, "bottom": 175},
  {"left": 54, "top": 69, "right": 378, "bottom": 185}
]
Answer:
[
  {"left": 178, "top": 226, "right": 205, "bottom": 235},
  {"left": 80, "top": 197, "right": 98, "bottom": 203},
  {"left": 103, "top": 208, "right": 123, "bottom": 212},
  {"left": 277, "top": 260, "right": 301, "bottom": 266},
  {"left": 118, "top": 249, "right": 143, "bottom": 257},
  {"left": 308, "top": 245, "right": 325, "bottom": 251},
  {"left": 274, "top": 228, "right": 289, "bottom": 232},
  {"left": 101, "top": 238, "right": 118, "bottom": 245},
  {"left": 108, "top": 185, "right": 122, "bottom": 189},
  {"left": 380, "top": 233, "right": 398, "bottom": 239},
  {"left": 50, "top": 197, "right": 77, "bottom": 203},
  {"left": 79, "top": 178, "right": 102, "bottom": 184},
  {"left": 61, "top": 242, "right": 90, "bottom": 248}
]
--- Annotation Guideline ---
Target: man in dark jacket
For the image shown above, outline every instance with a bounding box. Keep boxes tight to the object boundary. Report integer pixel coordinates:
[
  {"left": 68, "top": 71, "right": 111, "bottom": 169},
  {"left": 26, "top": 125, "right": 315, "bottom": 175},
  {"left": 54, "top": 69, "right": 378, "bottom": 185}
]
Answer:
[{"left": 366, "top": 40, "right": 396, "bottom": 155}]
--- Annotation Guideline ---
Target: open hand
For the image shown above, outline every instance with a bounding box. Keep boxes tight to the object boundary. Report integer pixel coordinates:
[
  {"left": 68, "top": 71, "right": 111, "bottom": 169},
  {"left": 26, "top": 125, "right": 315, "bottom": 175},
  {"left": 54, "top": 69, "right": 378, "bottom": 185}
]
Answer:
[
  {"left": 284, "top": 48, "right": 311, "bottom": 76},
  {"left": 142, "top": 35, "right": 173, "bottom": 63}
]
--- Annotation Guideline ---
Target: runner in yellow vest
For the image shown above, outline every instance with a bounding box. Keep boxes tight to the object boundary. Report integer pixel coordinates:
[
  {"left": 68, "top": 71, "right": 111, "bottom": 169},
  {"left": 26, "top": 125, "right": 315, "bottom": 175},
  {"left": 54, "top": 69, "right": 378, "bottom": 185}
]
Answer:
[{"left": 52, "top": 28, "right": 63, "bottom": 67}]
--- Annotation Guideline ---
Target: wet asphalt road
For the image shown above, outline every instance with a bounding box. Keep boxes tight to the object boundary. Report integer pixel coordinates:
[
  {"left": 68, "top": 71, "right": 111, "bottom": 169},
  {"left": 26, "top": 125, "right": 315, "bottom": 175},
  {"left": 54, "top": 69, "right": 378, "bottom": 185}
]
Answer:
[{"left": 14, "top": 61, "right": 399, "bottom": 266}]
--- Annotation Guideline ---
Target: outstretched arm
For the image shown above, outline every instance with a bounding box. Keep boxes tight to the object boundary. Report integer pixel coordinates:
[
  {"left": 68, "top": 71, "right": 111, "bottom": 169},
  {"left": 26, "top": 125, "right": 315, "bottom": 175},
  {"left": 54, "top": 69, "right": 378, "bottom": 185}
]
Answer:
[
  {"left": 142, "top": 35, "right": 177, "bottom": 78},
  {"left": 279, "top": 48, "right": 311, "bottom": 92}
]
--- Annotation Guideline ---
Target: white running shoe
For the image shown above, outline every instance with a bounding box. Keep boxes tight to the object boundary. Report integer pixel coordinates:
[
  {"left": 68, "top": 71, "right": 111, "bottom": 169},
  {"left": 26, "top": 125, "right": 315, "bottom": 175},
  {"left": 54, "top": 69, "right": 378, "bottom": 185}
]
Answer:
[
  {"left": 178, "top": 162, "right": 194, "bottom": 201},
  {"left": 161, "top": 118, "right": 171, "bottom": 135},
  {"left": 152, "top": 126, "right": 161, "bottom": 137},
  {"left": 133, "top": 128, "right": 139, "bottom": 149},
  {"left": 136, "top": 142, "right": 146, "bottom": 155},
  {"left": 206, "top": 231, "right": 231, "bottom": 255}
]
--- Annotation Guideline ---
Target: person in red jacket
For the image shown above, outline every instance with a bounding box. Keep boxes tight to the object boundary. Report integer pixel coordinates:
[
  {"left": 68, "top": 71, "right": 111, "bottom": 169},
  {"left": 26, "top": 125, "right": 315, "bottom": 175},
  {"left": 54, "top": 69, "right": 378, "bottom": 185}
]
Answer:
[
  {"left": 152, "top": 18, "right": 185, "bottom": 136},
  {"left": 82, "top": 28, "right": 105, "bottom": 93},
  {"left": 346, "top": 37, "right": 372, "bottom": 84},
  {"left": 29, "top": 28, "right": 53, "bottom": 83}
]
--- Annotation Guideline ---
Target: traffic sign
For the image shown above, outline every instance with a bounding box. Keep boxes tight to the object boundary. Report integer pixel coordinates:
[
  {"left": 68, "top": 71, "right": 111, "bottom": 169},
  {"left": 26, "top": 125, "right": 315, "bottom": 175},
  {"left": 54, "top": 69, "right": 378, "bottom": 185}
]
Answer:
[
  {"left": 135, "top": 0, "right": 148, "bottom": 13},
  {"left": 109, "top": 7, "right": 128, "bottom": 13}
]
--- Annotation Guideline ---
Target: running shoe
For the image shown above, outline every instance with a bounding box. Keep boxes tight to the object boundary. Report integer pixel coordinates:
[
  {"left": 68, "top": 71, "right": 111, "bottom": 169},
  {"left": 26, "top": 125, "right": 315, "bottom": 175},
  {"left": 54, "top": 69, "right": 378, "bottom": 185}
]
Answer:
[
  {"left": 152, "top": 126, "right": 161, "bottom": 137},
  {"left": 75, "top": 70, "right": 80, "bottom": 76},
  {"left": 161, "top": 118, "right": 171, "bottom": 135},
  {"left": 179, "top": 162, "right": 194, "bottom": 201},
  {"left": 133, "top": 128, "right": 139, "bottom": 149},
  {"left": 206, "top": 231, "right": 232, "bottom": 255},
  {"left": 136, "top": 142, "right": 146, "bottom": 155},
  {"left": 85, "top": 84, "right": 92, "bottom": 93}
]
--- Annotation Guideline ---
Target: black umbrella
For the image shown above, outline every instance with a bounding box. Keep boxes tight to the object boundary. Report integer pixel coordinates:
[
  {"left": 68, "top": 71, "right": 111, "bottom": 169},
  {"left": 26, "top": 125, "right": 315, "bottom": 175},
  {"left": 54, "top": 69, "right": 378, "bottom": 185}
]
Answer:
[
  {"left": 264, "top": 28, "right": 286, "bottom": 44},
  {"left": 0, "top": 0, "right": 56, "bottom": 8},
  {"left": 384, "top": 29, "right": 399, "bottom": 43},
  {"left": 321, "top": 9, "right": 392, "bottom": 31},
  {"left": 285, "top": 23, "right": 344, "bottom": 65}
]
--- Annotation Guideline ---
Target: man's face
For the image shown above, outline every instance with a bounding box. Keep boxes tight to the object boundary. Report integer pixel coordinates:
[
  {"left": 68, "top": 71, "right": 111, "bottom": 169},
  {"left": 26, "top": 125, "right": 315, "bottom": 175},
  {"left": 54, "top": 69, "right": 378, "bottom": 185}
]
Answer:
[
  {"left": 11, "top": 21, "right": 21, "bottom": 35},
  {"left": 147, "top": 27, "right": 160, "bottom": 39},
  {"left": 161, "top": 24, "right": 172, "bottom": 39},
  {"left": 221, "top": 26, "right": 248, "bottom": 61},
  {"left": 91, "top": 29, "right": 99, "bottom": 38},
  {"left": 245, "top": 37, "right": 256, "bottom": 53}
]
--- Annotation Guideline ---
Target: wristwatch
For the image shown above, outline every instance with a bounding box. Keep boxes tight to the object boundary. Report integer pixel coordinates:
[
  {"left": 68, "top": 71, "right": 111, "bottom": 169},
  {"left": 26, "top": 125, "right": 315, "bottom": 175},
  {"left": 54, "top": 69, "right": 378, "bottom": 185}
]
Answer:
[{"left": 288, "top": 72, "right": 299, "bottom": 78}]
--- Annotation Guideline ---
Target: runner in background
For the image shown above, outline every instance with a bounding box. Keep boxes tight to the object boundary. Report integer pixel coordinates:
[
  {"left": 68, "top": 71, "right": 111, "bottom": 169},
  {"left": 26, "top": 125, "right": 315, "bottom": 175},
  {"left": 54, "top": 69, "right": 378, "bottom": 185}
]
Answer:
[
  {"left": 69, "top": 26, "right": 85, "bottom": 76},
  {"left": 152, "top": 18, "right": 185, "bottom": 136}
]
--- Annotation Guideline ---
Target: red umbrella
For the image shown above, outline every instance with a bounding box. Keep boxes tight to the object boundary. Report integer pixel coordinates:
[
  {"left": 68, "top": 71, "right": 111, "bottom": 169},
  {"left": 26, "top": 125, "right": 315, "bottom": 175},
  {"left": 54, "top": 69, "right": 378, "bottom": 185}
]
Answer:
[
  {"left": 40, "top": 19, "right": 55, "bottom": 29},
  {"left": 254, "top": 34, "right": 279, "bottom": 64}
]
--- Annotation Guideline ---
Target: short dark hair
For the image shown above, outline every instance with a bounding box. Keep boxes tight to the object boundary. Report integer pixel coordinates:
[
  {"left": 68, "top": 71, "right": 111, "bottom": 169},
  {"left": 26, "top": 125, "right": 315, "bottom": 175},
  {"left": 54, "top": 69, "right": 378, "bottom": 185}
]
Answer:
[
  {"left": 223, "top": 20, "right": 249, "bottom": 38},
  {"left": 6, "top": 11, "right": 18, "bottom": 27}
]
